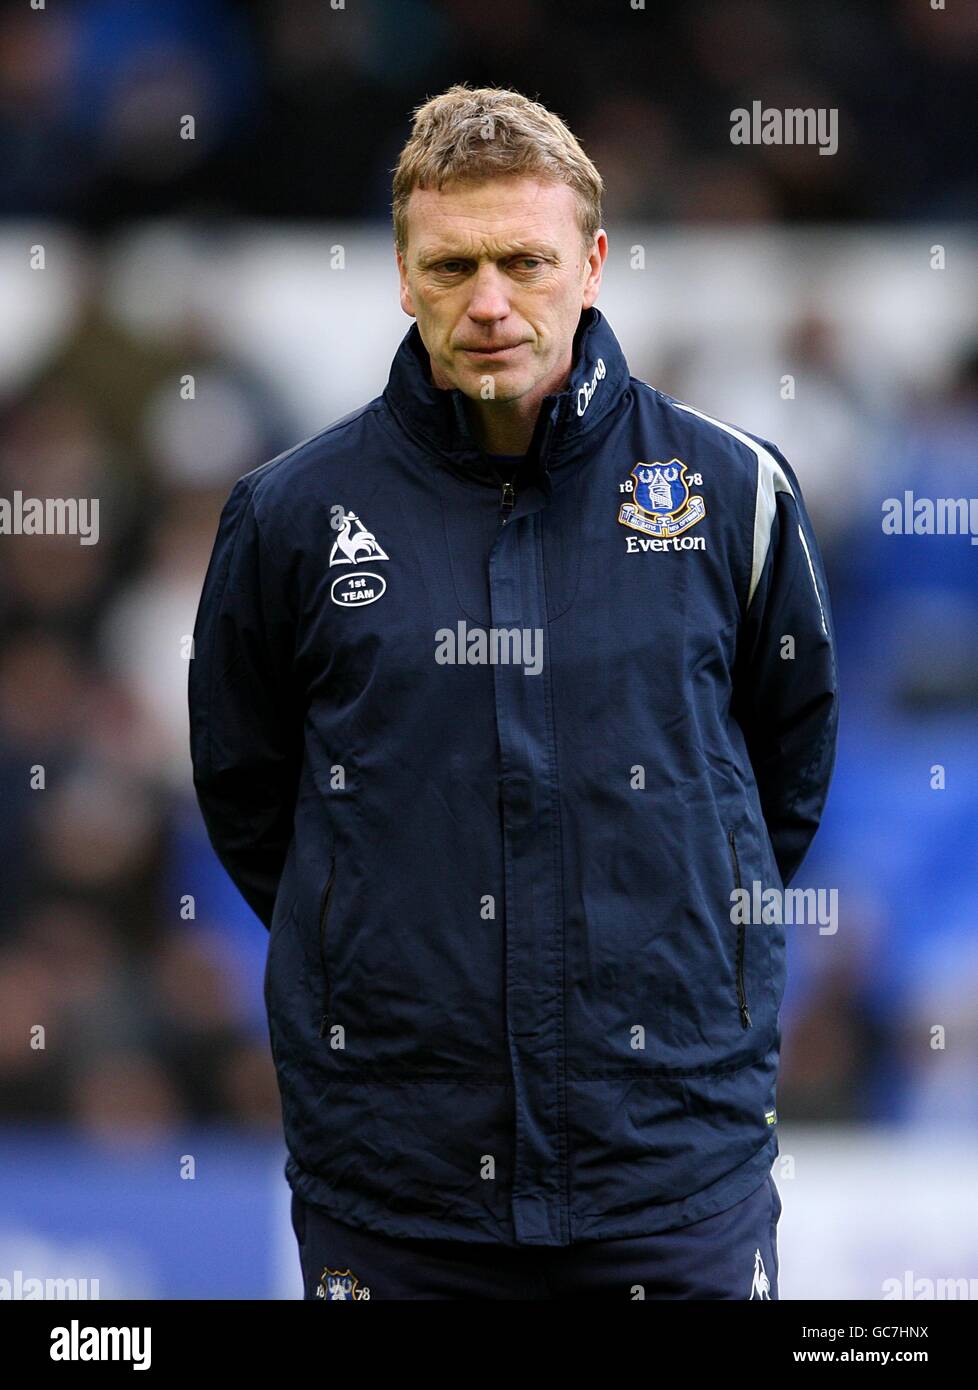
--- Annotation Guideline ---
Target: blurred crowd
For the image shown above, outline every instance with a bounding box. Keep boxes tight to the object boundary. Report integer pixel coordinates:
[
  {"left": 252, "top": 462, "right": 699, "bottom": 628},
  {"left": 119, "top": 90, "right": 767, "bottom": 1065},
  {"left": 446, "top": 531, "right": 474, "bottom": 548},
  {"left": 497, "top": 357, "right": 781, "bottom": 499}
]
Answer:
[
  {"left": 0, "top": 275, "right": 292, "bottom": 1140},
  {"left": 0, "top": 0, "right": 976, "bottom": 226}
]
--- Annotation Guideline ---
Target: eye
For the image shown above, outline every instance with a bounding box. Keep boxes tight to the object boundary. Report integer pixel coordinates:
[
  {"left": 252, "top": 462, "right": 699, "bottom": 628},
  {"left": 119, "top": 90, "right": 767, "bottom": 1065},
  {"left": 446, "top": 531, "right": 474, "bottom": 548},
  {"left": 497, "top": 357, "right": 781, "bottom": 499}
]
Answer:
[{"left": 512, "top": 257, "right": 543, "bottom": 271}]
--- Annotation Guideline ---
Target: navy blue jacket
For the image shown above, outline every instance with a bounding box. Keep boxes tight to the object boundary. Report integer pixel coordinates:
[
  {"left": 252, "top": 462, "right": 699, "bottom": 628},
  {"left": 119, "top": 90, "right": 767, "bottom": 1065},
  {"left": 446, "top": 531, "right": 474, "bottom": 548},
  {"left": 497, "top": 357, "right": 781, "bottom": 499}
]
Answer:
[{"left": 189, "top": 307, "right": 838, "bottom": 1246}]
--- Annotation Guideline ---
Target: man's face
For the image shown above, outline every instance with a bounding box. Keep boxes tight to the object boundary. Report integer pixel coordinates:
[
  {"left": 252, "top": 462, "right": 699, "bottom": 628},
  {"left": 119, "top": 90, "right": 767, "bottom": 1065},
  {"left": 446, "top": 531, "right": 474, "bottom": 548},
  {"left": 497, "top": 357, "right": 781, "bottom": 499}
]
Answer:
[{"left": 395, "top": 175, "right": 605, "bottom": 407}]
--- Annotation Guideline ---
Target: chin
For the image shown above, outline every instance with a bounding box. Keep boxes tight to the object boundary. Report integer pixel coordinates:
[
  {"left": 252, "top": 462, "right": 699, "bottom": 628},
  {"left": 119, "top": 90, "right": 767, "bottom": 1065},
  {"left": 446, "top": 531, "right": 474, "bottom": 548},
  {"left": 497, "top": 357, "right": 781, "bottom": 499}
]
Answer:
[
  {"left": 466, "top": 378, "right": 527, "bottom": 404},
  {"left": 459, "top": 361, "right": 526, "bottom": 388}
]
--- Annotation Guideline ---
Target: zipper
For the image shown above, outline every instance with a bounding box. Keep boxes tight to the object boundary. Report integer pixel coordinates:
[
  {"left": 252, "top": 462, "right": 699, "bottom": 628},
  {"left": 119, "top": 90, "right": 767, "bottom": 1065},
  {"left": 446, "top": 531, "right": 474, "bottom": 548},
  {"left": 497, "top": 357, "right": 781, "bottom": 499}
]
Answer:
[
  {"left": 499, "top": 479, "right": 515, "bottom": 522},
  {"left": 317, "top": 856, "right": 336, "bottom": 1038},
  {"left": 727, "top": 828, "right": 752, "bottom": 1030},
  {"left": 493, "top": 398, "right": 562, "bottom": 524}
]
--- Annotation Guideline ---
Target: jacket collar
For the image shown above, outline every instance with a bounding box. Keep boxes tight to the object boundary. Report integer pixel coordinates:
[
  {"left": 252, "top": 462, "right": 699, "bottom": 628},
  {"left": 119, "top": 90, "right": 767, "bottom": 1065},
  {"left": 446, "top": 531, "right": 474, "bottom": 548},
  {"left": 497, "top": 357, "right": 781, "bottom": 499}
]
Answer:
[{"left": 382, "top": 306, "right": 631, "bottom": 485}]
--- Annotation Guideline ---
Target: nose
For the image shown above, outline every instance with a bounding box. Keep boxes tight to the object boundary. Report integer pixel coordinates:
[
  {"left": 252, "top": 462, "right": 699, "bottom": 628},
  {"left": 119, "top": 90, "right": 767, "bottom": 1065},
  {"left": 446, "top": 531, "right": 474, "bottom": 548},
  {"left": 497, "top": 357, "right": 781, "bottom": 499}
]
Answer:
[{"left": 465, "top": 263, "right": 511, "bottom": 326}]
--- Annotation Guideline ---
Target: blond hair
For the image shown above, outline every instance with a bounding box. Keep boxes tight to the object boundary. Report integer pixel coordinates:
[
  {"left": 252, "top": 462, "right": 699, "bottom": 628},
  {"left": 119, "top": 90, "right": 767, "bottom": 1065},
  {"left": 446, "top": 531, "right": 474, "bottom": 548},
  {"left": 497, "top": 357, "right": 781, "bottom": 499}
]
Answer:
[{"left": 391, "top": 83, "right": 603, "bottom": 255}]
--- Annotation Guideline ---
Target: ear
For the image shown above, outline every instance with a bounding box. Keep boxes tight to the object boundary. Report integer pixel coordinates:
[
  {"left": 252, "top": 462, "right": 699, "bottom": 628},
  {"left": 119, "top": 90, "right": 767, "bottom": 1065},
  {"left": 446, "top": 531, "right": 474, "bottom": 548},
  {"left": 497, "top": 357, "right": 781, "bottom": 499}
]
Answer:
[
  {"left": 581, "top": 229, "right": 608, "bottom": 310},
  {"left": 395, "top": 245, "right": 416, "bottom": 318}
]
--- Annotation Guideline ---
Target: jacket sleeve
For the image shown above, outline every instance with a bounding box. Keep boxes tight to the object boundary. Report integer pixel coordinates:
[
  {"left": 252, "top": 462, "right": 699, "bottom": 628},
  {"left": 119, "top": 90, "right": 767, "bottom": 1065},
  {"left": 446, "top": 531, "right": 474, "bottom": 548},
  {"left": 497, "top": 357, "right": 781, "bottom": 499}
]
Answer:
[
  {"left": 188, "top": 475, "right": 303, "bottom": 928},
  {"left": 731, "top": 444, "right": 840, "bottom": 888}
]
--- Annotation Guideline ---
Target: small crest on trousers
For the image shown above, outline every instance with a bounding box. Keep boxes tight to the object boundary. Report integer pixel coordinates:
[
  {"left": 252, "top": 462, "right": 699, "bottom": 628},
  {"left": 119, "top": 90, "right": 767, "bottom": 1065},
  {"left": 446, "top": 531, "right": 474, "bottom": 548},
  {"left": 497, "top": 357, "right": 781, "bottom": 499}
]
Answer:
[{"left": 316, "top": 1266, "right": 368, "bottom": 1300}]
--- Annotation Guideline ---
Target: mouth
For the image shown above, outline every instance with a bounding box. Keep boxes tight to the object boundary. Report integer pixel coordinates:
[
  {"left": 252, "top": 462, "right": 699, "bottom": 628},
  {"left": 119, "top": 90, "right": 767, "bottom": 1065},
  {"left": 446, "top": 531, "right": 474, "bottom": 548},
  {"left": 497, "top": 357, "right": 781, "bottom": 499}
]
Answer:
[{"left": 459, "top": 343, "right": 526, "bottom": 359}]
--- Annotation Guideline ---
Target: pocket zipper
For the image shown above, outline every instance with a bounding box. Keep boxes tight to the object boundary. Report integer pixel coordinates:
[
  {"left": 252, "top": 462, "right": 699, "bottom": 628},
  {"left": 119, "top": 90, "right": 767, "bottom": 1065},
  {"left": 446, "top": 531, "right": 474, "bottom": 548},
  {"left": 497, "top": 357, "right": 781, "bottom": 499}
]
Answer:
[
  {"left": 727, "top": 828, "right": 753, "bottom": 1030},
  {"left": 317, "top": 857, "right": 336, "bottom": 1038}
]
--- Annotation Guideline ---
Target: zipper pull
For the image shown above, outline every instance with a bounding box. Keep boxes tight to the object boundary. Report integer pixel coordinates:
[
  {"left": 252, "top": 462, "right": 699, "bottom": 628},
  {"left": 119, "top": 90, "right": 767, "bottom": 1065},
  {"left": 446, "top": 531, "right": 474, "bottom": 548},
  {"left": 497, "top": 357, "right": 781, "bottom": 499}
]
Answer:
[
  {"left": 740, "top": 1003, "right": 752, "bottom": 1030},
  {"left": 319, "top": 1014, "right": 329, "bottom": 1039},
  {"left": 500, "top": 479, "right": 515, "bottom": 522}
]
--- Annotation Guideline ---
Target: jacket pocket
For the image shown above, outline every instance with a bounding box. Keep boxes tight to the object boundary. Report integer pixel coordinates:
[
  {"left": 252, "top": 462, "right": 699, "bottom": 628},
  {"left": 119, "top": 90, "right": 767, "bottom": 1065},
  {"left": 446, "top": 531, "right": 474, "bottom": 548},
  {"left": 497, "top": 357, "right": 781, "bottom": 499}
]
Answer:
[
  {"left": 727, "top": 827, "right": 753, "bottom": 1030},
  {"left": 317, "top": 855, "right": 336, "bottom": 1039}
]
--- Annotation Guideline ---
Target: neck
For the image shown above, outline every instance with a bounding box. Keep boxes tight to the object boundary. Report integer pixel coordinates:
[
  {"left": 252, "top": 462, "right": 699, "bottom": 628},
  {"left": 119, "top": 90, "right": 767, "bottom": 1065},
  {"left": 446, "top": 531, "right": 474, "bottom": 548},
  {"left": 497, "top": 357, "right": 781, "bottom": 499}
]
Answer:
[
  {"left": 463, "top": 360, "right": 574, "bottom": 456},
  {"left": 462, "top": 396, "right": 537, "bottom": 455},
  {"left": 430, "top": 342, "right": 576, "bottom": 456}
]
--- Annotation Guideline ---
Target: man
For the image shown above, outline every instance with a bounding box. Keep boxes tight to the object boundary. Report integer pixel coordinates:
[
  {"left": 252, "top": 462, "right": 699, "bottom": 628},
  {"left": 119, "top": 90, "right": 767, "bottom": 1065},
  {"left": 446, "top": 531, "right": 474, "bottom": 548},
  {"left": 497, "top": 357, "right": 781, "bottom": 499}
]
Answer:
[{"left": 189, "top": 84, "right": 838, "bottom": 1300}]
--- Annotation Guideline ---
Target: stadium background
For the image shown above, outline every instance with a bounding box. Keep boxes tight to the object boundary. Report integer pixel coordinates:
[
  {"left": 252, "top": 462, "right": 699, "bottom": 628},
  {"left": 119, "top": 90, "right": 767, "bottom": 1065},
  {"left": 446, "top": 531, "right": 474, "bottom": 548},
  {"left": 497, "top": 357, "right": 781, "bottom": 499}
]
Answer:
[{"left": 1, "top": 0, "right": 976, "bottom": 1298}]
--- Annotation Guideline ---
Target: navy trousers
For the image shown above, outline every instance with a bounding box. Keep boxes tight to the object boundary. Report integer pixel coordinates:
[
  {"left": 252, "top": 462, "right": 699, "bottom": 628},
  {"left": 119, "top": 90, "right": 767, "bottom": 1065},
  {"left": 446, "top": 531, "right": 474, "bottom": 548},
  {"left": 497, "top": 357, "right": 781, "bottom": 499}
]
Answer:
[{"left": 291, "top": 1172, "right": 782, "bottom": 1300}]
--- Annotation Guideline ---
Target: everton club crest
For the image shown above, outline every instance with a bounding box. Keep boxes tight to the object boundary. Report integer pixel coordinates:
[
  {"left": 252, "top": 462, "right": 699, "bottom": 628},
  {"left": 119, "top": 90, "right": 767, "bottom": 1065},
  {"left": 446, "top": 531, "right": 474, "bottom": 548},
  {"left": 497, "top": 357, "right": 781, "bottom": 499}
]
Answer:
[
  {"left": 618, "top": 459, "right": 705, "bottom": 538},
  {"left": 316, "top": 1266, "right": 370, "bottom": 1300}
]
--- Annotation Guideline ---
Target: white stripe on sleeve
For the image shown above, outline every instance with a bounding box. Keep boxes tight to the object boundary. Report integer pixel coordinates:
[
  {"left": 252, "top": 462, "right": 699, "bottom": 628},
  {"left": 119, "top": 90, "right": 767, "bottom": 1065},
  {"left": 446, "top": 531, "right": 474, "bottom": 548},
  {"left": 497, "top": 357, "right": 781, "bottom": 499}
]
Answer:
[{"left": 670, "top": 400, "right": 795, "bottom": 608}]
